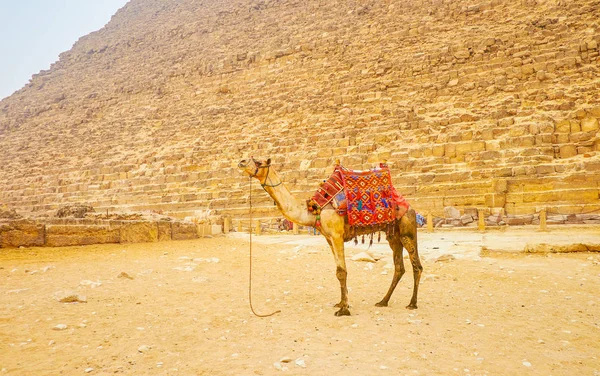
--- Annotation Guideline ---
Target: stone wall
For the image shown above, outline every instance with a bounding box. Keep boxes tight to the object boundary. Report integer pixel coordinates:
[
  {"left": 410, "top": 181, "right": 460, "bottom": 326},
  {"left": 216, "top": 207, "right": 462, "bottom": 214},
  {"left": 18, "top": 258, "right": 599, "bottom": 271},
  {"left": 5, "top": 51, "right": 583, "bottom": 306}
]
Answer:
[
  {"left": 0, "top": 0, "right": 599, "bottom": 223},
  {"left": 0, "top": 218, "right": 204, "bottom": 248}
]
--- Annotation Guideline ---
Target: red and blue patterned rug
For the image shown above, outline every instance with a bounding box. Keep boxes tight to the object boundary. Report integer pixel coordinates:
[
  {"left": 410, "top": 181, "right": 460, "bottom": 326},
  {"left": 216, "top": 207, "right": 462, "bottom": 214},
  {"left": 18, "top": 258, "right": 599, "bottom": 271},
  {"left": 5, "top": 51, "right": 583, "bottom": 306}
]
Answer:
[{"left": 309, "top": 163, "right": 409, "bottom": 227}]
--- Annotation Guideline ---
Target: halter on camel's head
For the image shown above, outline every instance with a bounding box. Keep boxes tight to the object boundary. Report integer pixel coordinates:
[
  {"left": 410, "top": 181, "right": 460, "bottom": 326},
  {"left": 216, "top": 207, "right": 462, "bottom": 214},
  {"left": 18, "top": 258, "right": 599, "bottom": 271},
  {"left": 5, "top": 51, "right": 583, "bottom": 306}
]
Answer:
[{"left": 238, "top": 157, "right": 281, "bottom": 188}]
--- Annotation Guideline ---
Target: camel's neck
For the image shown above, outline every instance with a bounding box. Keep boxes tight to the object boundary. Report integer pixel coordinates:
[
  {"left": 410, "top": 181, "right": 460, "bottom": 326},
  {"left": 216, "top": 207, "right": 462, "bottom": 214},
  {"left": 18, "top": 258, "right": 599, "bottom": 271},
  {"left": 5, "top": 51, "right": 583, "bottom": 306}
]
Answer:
[{"left": 258, "top": 168, "right": 316, "bottom": 227}]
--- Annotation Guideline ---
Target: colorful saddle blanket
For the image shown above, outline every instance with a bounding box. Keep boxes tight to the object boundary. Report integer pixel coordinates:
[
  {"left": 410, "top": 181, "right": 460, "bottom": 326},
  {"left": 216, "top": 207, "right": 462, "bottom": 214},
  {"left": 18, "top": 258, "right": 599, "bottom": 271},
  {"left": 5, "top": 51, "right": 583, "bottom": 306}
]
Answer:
[{"left": 310, "top": 164, "right": 409, "bottom": 227}]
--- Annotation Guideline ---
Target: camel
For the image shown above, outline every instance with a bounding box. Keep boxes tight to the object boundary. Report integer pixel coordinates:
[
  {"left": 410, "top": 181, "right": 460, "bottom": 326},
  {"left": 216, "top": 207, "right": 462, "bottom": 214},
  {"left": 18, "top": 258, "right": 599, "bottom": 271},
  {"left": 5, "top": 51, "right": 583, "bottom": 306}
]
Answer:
[{"left": 238, "top": 158, "right": 423, "bottom": 316}]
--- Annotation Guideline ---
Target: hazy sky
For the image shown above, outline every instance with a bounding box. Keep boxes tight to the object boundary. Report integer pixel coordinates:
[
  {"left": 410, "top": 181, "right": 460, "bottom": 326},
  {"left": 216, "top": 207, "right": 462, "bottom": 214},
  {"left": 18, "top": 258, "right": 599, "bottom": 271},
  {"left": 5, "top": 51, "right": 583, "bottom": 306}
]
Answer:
[{"left": 0, "top": 0, "right": 129, "bottom": 100}]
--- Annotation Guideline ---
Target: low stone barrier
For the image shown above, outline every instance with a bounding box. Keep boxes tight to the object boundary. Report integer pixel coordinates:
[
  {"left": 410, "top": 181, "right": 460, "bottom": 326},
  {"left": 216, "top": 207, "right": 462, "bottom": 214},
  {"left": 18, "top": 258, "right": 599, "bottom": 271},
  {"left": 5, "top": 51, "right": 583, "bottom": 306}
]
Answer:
[{"left": 0, "top": 218, "right": 220, "bottom": 248}]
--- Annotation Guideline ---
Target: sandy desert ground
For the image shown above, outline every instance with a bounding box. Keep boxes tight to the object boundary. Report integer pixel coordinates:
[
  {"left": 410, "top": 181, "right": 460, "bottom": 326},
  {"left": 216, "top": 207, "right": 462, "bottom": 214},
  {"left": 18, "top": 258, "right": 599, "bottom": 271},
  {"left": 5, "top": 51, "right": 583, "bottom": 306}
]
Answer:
[{"left": 1, "top": 226, "right": 599, "bottom": 375}]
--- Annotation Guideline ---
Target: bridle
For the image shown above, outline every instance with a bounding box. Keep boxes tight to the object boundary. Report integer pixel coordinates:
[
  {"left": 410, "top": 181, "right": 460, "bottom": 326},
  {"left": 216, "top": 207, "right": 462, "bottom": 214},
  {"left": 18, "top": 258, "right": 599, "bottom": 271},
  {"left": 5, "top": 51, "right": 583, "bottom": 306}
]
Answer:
[{"left": 240, "top": 158, "right": 283, "bottom": 188}]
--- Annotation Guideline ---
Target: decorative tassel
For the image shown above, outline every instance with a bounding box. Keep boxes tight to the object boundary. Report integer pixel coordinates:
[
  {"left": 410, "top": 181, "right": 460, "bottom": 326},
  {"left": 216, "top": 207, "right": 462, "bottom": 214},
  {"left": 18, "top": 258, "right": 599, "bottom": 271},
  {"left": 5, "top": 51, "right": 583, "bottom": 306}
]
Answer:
[
  {"left": 354, "top": 237, "right": 358, "bottom": 245},
  {"left": 378, "top": 231, "right": 381, "bottom": 243},
  {"left": 369, "top": 234, "right": 373, "bottom": 247},
  {"left": 315, "top": 214, "right": 321, "bottom": 228},
  {"left": 362, "top": 235, "right": 365, "bottom": 244}
]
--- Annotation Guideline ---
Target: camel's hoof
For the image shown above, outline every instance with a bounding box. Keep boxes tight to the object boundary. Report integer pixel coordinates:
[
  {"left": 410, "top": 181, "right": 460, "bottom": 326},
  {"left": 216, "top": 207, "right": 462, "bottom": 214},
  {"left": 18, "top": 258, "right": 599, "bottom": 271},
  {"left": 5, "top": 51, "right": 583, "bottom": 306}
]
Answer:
[
  {"left": 405, "top": 304, "right": 418, "bottom": 310},
  {"left": 375, "top": 301, "right": 388, "bottom": 307},
  {"left": 334, "top": 307, "right": 351, "bottom": 316}
]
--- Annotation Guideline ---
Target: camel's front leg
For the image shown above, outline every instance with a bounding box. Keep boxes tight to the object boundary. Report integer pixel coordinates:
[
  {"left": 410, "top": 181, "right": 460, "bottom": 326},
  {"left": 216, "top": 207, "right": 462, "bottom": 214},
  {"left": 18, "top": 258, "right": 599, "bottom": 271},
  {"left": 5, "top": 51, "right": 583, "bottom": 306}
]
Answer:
[{"left": 328, "top": 236, "right": 350, "bottom": 316}]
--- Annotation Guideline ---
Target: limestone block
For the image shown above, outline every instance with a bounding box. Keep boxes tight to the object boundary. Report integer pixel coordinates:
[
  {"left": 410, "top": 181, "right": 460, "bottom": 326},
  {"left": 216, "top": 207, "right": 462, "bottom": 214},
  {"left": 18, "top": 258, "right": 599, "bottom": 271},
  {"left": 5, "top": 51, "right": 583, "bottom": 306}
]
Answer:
[
  {"left": 432, "top": 145, "right": 445, "bottom": 157},
  {"left": 498, "top": 118, "right": 514, "bottom": 127},
  {"left": 158, "top": 221, "right": 172, "bottom": 241},
  {"left": 45, "top": 225, "right": 119, "bottom": 247},
  {"left": 554, "top": 120, "right": 571, "bottom": 133},
  {"left": 442, "top": 206, "right": 461, "bottom": 220},
  {"left": 570, "top": 132, "right": 595, "bottom": 143},
  {"left": 553, "top": 133, "right": 570, "bottom": 144},
  {"left": 535, "top": 134, "right": 552, "bottom": 145},
  {"left": 454, "top": 143, "right": 471, "bottom": 156},
  {"left": 533, "top": 165, "right": 555, "bottom": 176},
  {"left": 311, "top": 158, "right": 331, "bottom": 169},
  {"left": 171, "top": 221, "right": 198, "bottom": 240},
  {"left": 485, "top": 193, "right": 506, "bottom": 208},
  {"left": 120, "top": 221, "right": 159, "bottom": 243},
  {"left": 0, "top": 220, "right": 45, "bottom": 248},
  {"left": 584, "top": 161, "right": 600, "bottom": 171},
  {"left": 480, "top": 150, "right": 501, "bottom": 160},
  {"left": 494, "top": 179, "right": 508, "bottom": 193},
  {"left": 559, "top": 145, "right": 577, "bottom": 159},
  {"left": 581, "top": 117, "right": 599, "bottom": 132}
]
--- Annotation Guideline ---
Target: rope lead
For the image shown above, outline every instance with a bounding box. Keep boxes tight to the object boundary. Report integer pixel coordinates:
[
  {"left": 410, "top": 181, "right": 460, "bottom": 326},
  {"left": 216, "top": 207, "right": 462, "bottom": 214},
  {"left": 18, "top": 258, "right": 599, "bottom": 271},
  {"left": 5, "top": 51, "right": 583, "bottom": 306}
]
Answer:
[{"left": 248, "top": 175, "right": 281, "bottom": 318}]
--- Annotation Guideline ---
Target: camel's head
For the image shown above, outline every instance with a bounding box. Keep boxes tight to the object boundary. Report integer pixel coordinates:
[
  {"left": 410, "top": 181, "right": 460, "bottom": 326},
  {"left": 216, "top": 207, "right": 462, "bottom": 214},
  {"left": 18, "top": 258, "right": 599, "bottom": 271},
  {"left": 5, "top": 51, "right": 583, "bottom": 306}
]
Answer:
[{"left": 238, "top": 157, "right": 271, "bottom": 180}]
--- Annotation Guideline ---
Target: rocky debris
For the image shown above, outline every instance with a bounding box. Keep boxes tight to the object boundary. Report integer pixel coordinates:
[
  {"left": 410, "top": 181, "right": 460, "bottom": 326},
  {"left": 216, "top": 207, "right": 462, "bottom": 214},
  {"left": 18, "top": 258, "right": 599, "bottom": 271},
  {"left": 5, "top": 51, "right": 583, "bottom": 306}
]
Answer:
[
  {"left": 55, "top": 205, "right": 95, "bottom": 219},
  {"left": 117, "top": 272, "right": 134, "bottom": 280},
  {"left": 52, "top": 324, "right": 68, "bottom": 331},
  {"left": 444, "top": 207, "right": 461, "bottom": 220},
  {"left": 173, "top": 265, "right": 196, "bottom": 272},
  {"left": 524, "top": 243, "right": 600, "bottom": 253},
  {"left": 351, "top": 252, "right": 376, "bottom": 262},
  {"left": 55, "top": 291, "right": 87, "bottom": 303},
  {"left": 79, "top": 280, "right": 102, "bottom": 288},
  {"left": 137, "top": 345, "right": 151, "bottom": 353},
  {"left": 435, "top": 254, "right": 456, "bottom": 263},
  {"left": 0, "top": 207, "right": 21, "bottom": 220}
]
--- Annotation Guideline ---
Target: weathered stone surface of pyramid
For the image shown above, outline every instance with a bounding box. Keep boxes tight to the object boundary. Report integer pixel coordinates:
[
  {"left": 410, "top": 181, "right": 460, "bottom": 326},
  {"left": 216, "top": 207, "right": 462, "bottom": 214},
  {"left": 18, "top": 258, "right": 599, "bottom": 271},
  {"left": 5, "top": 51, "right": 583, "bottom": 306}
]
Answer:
[{"left": 0, "top": 0, "right": 599, "bottom": 223}]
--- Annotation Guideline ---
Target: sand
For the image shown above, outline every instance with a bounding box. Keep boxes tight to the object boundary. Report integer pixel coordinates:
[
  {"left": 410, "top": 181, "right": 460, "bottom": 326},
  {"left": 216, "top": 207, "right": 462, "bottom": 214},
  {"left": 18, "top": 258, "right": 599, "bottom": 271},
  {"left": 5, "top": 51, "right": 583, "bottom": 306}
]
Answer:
[{"left": 1, "top": 227, "right": 599, "bottom": 375}]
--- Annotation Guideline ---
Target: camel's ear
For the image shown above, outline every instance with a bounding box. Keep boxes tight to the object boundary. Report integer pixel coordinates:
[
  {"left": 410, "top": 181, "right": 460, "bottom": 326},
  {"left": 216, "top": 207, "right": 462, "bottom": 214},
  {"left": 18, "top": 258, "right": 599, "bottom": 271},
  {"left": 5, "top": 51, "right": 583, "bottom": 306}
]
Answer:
[{"left": 266, "top": 158, "right": 271, "bottom": 166}]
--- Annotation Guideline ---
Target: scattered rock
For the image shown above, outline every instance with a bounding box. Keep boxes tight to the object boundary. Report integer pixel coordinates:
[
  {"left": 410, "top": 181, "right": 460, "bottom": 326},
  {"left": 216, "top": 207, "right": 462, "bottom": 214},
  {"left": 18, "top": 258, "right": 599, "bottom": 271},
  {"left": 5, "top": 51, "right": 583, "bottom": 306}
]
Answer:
[
  {"left": 117, "top": 272, "right": 134, "bottom": 280},
  {"left": 53, "top": 324, "right": 68, "bottom": 331},
  {"left": 444, "top": 206, "right": 461, "bottom": 219},
  {"left": 351, "top": 252, "right": 376, "bottom": 262},
  {"left": 85, "top": 367, "right": 94, "bottom": 373},
  {"left": 173, "top": 265, "right": 196, "bottom": 272},
  {"left": 138, "top": 345, "right": 151, "bottom": 353},
  {"left": 7, "top": 288, "right": 30, "bottom": 294},
  {"left": 295, "top": 358, "right": 306, "bottom": 368},
  {"left": 79, "top": 280, "right": 102, "bottom": 288},
  {"left": 435, "top": 254, "right": 456, "bottom": 263},
  {"left": 56, "top": 291, "right": 87, "bottom": 303},
  {"left": 422, "top": 274, "right": 439, "bottom": 282}
]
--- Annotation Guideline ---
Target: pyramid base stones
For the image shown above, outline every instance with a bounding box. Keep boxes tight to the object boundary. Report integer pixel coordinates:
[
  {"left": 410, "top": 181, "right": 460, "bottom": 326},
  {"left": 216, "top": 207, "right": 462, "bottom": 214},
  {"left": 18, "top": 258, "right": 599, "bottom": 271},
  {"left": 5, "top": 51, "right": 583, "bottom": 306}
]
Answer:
[{"left": 0, "top": 220, "right": 45, "bottom": 248}]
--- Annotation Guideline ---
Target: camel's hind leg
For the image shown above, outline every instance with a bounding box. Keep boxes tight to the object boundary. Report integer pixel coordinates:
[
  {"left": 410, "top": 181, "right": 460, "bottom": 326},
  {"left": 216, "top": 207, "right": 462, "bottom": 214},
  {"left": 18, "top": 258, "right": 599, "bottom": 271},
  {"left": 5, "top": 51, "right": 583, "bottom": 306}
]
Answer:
[
  {"left": 399, "top": 209, "right": 423, "bottom": 309},
  {"left": 375, "top": 232, "right": 406, "bottom": 307}
]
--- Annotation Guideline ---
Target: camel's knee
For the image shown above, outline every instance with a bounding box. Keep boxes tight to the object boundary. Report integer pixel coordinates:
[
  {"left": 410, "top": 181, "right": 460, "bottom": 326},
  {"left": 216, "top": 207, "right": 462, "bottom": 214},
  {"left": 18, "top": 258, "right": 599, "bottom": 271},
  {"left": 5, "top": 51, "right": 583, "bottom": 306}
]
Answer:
[
  {"left": 395, "top": 264, "right": 406, "bottom": 276},
  {"left": 336, "top": 266, "right": 347, "bottom": 281}
]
